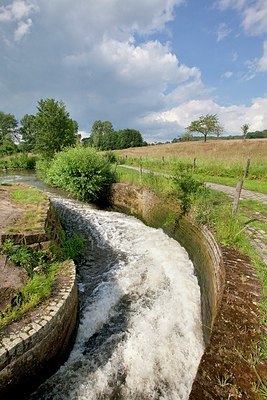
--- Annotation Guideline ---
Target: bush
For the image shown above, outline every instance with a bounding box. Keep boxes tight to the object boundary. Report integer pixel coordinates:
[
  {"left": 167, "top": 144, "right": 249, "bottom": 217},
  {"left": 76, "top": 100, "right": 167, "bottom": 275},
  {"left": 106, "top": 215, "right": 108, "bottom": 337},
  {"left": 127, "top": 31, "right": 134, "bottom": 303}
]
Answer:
[
  {"left": 45, "top": 147, "right": 114, "bottom": 202},
  {"left": 173, "top": 172, "right": 203, "bottom": 215},
  {"left": 0, "top": 154, "right": 37, "bottom": 170}
]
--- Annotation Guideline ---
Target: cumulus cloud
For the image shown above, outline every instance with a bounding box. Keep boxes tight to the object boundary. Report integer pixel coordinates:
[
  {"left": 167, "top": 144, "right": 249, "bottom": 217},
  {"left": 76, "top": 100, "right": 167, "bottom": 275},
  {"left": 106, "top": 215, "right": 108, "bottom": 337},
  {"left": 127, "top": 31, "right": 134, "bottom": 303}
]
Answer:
[
  {"left": 0, "top": 1, "right": 38, "bottom": 42},
  {"left": 14, "top": 17, "right": 32, "bottom": 41},
  {"left": 0, "top": 0, "right": 266, "bottom": 142},
  {"left": 0, "top": 0, "right": 37, "bottom": 22},
  {"left": 144, "top": 96, "right": 267, "bottom": 135}
]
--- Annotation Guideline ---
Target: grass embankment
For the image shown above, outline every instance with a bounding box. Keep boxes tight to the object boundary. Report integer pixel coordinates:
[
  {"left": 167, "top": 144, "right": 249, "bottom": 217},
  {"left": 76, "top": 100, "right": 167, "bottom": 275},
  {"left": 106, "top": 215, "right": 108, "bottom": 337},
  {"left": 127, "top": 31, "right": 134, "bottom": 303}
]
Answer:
[
  {"left": 115, "top": 138, "right": 267, "bottom": 194},
  {"left": 0, "top": 185, "right": 84, "bottom": 330},
  {"left": 0, "top": 153, "right": 37, "bottom": 170},
  {"left": 6, "top": 186, "right": 48, "bottom": 233},
  {"left": 116, "top": 166, "right": 267, "bottom": 398}
]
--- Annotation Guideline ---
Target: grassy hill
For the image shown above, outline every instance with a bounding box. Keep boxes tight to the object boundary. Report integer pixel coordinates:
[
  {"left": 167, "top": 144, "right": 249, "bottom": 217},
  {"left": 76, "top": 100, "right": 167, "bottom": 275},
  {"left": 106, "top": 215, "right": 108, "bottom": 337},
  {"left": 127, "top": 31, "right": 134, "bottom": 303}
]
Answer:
[{"left": 116, "top": 138, "right": 267, "bottom": 162}]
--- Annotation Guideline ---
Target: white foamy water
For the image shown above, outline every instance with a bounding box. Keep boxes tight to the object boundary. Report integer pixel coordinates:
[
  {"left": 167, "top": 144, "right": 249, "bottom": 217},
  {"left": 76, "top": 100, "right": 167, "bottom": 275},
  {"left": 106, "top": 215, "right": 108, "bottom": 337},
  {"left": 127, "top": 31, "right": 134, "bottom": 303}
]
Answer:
[{"left": 30, "top": 198, "right": 204, "bottom": 400}]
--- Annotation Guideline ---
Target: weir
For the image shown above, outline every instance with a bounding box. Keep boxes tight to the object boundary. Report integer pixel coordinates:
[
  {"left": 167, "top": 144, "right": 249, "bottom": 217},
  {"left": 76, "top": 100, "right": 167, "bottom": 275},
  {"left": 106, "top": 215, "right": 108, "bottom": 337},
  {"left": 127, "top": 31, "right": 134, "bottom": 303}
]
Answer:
[
  {"left": 29, "top": 197, "right": 204, "bottom": 399},
  {"left": 0, "top": 173, "right": 225, "bottom": 399}
]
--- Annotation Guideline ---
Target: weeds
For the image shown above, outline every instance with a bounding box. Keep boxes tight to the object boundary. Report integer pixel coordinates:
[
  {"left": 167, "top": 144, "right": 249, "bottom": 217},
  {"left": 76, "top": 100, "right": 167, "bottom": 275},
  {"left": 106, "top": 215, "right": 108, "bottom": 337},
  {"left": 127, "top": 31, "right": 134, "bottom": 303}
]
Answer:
[
  {"left": 0, "top": 230, "right": 85, "bottom": 329},
  {"left": 10, "top": 187, "right": 47, "bottom": 205}
]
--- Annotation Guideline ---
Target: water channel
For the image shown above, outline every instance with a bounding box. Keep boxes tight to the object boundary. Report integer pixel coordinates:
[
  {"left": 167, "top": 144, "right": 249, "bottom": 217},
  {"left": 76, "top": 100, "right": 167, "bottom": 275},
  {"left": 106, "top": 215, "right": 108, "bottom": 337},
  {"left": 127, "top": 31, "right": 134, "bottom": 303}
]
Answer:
[{"left": 1, "top": 172, "right": 204, "bottom": 399}]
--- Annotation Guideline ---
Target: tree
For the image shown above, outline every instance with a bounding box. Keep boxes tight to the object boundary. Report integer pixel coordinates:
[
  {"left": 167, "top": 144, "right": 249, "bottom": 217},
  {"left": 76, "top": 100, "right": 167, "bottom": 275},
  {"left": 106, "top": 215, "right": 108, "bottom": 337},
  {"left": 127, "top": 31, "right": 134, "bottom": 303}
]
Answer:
[
  {"left": 241, "top": 123, "right": 249, "bottom": 139},
  {"left": 117, "top": 129, "right": 144, "bottom": 149},
  {"left": 90, "top": 120, "right": 114, "bottom": 150},
  {"left": 186, "top": 114, "right": 223, "bottom": 142},
  {"left": 0, "top": 111, "right": 18, "bottom": 145},
  {"left": 19, "top": 114, "right": 36, "bottom": 152},
  {"left": 181, "top": 132, "right": 193, "bottom": 142},
  {"left": 34, "top": 99, "right": 78, "bottom": 159}
]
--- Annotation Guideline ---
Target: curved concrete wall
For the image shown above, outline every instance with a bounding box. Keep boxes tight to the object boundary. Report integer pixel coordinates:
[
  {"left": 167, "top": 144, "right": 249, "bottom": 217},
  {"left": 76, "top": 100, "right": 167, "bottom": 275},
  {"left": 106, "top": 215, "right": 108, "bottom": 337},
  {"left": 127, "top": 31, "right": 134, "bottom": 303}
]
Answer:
[
  {"left": 110, "top": 183, "right": 225, "bottom": 343},
  {"left": 0, "top": 204, "right": 78, "bottom": 399}
]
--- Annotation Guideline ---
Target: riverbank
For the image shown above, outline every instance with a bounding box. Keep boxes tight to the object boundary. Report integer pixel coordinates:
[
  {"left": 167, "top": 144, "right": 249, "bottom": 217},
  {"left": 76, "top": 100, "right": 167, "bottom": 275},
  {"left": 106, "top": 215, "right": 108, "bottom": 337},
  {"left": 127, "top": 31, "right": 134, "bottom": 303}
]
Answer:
[
  {"left": 0, "top": 184, "right": 78, "bottom": 399},
  {"left": 110, "top": 181, "right": 267, "bottom": 399}
]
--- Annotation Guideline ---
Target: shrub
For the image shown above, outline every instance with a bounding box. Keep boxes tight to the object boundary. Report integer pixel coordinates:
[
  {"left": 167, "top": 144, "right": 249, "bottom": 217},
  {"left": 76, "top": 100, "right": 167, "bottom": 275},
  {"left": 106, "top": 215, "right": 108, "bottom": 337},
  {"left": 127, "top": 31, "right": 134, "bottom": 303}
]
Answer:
[
  {"left": 0, "top": 154, "right": 37, "bottom": 169},
  {"left": 172, "top": 172, "right": 203, "bottom": 215},
  {"left": 45, "top": 147, "right": 114, "bottom": 202}
]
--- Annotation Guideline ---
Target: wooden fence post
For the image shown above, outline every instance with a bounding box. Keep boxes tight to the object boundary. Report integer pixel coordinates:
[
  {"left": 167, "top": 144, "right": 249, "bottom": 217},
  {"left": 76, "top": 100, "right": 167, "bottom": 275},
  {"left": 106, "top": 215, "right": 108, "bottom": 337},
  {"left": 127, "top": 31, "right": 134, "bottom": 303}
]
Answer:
[
  {"left": 193, "top": 157, "right": 196, "bottom": 171},
  {"left": 232, "top": 159, "right": 251, "bottom": 217},
  {"left": 243, "top": 158, "right": 250, "bottom": 179},
  {"left": 139, "top": 157, "right": 143, "bottom": 180},
  {"left": 232, "top": 179, "right": 243, "bottom": 217},
  {"left": 113, "top": 162, "right": 117, "bottom": 179}
]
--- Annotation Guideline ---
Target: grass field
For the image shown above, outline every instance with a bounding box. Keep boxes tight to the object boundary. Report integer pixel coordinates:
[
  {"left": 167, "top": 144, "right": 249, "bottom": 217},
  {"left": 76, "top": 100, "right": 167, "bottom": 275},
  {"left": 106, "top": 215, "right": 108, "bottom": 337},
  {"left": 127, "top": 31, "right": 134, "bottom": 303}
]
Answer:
[
  {"left": 116, "top": 138, "right": 267, "bottom": 161},
  {"left": 115, "top": 138, "right": 267, "bottom": 193}
]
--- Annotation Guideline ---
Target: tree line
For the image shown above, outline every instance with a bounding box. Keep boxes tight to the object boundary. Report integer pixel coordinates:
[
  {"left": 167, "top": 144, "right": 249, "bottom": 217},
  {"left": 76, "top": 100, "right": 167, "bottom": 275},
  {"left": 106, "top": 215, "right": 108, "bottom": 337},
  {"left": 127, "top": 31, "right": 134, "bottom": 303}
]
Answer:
[
  {"left": 82, "top": 120, "right": 146, "bottom": 150},
  {"left": 0, "top": 99, "right": 78, "bottom": 158},
  {"left": 0, "top": 99, "right": 145, "bottom": 158}
]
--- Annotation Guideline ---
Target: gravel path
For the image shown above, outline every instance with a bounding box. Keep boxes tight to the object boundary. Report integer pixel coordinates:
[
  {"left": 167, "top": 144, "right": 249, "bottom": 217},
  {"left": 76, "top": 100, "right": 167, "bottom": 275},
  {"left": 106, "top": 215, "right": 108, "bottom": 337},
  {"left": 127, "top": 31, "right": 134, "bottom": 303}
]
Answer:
[{"left": 119, "top": 165, "right": 267, "bottom": 264}]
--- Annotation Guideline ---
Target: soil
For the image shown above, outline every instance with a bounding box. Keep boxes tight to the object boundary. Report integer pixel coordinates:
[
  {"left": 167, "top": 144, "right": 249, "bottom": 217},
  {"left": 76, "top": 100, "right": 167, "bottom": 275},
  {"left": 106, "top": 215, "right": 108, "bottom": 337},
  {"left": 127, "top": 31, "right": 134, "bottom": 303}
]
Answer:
[{"left": 189, "top": 247, "right": 266, "bottom": 400}]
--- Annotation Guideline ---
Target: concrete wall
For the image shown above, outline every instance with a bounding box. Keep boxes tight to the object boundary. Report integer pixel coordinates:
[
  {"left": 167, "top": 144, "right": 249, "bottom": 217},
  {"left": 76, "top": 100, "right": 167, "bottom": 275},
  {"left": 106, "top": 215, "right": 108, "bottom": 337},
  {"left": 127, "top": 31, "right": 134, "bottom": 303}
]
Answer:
[
  {"left": 0, "top": 204, "right": 78, "bottom": 399},
  {"left": 110, "top": 183, "right": 225, "bottom": 343}
]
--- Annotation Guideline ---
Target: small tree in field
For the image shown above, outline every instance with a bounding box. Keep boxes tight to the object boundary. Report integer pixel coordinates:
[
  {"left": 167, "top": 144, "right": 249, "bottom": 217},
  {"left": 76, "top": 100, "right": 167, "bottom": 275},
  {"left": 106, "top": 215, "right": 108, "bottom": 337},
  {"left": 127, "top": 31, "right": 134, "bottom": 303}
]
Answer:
[
  {"left": 241, "top": 123, "right": 249, "bottom": 139},
  {"left": 186, "top": 114, "right": 223, "bottom": 142}
]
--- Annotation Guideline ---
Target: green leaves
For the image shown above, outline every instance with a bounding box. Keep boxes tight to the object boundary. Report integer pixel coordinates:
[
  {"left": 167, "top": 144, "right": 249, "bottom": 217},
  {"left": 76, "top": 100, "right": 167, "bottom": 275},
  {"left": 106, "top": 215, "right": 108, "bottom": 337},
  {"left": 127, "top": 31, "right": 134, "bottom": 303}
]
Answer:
[
  {"left": 44, "top": 146, "right": 114, "bottom": 202},
  {"left": 186, "top": 114, "right": 223, "bottom": 142},
  {"left": 34, "top": 98, "right": 78, "bottom": 159}
]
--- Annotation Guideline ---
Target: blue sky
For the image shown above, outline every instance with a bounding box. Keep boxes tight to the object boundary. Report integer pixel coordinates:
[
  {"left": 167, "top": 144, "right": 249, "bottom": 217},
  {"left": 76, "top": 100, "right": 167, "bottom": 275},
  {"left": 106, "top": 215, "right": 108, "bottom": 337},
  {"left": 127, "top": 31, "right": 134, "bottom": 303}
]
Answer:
[{"left": 0, "top": 0, "right": 266, "bottom": 142}]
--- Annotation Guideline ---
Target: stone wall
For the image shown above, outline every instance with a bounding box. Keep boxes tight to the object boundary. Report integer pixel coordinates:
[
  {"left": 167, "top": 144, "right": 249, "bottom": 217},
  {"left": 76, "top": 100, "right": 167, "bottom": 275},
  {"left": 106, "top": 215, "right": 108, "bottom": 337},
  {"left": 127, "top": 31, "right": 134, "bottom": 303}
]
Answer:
[
  {"left": 110, "top": 183, "right": 225, "bottom": 343},
  {"left": 0, "top": 203, "right": 78, "bottom": 399}
]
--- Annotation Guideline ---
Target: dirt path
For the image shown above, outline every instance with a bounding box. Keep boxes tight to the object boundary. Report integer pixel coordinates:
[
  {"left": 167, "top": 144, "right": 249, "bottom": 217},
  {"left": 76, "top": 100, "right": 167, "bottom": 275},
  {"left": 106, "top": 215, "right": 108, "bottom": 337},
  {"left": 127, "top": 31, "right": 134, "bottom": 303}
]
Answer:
[{"left": 119, "top": 165, "right": 267, "bottom": 203}]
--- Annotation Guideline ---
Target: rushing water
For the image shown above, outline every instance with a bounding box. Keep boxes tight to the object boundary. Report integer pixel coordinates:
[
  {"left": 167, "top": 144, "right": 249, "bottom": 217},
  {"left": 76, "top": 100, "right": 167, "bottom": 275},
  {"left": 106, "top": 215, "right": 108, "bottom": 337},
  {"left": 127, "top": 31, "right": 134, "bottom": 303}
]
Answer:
[{"left": 1, "top": 172, "right": 204, "bottom": 399}]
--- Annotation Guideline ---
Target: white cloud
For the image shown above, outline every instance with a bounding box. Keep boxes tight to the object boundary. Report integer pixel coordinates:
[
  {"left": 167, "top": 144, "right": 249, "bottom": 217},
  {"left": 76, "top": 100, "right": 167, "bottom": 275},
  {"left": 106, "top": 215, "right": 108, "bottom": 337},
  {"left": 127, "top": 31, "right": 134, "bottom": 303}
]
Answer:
[
  {"left": 0, "top": 0, "right": 37, "bottom": 22},
  {"left": 0, "top": 1, "right": 38, "bottom": 43},
  {"left": 144, "top": 96, "right": 267, "bottom": 135},
  {"left": 216, "top": 0, "right": 246, "bottom": 11},
  {"left": 258, "top": 40, "right": 267, "bottom": 71},
  {"left": 216, "top": 22, "right": 231, "bottom": 41},
  {"left": 14, "top": 17, "right": 32, "bottom": 41},
  {"left": 242, "top": 0, "right": 267, "bottom": 35},
  {"left": 222, "top": 71, "right": 233, "bottom": 78},
  {"left": 216, "top": 0, "right": 267, "bottom": 35}
]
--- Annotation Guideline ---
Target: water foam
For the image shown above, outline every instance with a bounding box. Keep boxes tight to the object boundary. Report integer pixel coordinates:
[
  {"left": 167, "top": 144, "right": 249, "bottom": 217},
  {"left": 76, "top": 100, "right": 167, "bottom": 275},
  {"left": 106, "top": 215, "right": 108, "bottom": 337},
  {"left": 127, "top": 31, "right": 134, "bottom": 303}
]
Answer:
[{"left": 30, "top": 199, "right": 204, "bottom": 399}]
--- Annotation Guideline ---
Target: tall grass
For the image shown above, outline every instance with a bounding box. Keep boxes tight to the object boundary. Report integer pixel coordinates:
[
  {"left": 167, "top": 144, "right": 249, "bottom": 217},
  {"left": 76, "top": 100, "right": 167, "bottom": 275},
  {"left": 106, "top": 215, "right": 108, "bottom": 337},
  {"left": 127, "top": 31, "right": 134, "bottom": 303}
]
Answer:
[
  {"left": 0, "top": 154, "right": 37, "bottom": 169},
  {"left": 118, "top": 156, "right": 267, "bottom": 193}
]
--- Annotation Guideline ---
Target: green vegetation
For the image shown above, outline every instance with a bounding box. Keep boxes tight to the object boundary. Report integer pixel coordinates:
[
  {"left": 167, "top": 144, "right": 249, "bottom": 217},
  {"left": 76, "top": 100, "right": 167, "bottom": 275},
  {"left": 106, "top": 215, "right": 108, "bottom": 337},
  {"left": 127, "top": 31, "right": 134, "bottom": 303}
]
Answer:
[
  {"left": 82, "top": 119, "right": 145, "bottom": 150},
  {"left": 0, "top": 153, "right": 37, "bottom": 169},
  {"left": 0, "top": 263, "right": 59, "bottom": 330},
  {"left": 0, "top": 231, "right": 85, "bottom": 330},
  {"left": 0, "top": 98, "right": 78, "bottom": 160},
  {"left": 116, "top": 165, "right": 267, "bottom": 398},
  {"left": 0, "top": 240, "right": 59, "bottom": 329},
  {"left": 0, "top": 111, "right": 18, "bottom": 156},
  {"left": 118, "top": 156, "right": 267, "bottom": 194},
  {"left": 40, "top": 146, "right": 114, "bottom": 202},
  {"left": 186, "top": 113, "right": 224, "bottom": 142},
  {"left": 33, "top": 98, "right": 78, "bottom": 159},
  {"left": 10, "top": 187, "right": 47, "bottom": 205}
]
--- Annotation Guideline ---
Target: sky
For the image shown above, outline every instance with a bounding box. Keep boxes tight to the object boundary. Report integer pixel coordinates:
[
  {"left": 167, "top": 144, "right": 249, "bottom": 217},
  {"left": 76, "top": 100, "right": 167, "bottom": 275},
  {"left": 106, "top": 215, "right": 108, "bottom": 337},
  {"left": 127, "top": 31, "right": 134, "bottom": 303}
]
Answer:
[{"left": 0, "top": 0, "right": 267, "bottom": 142}]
